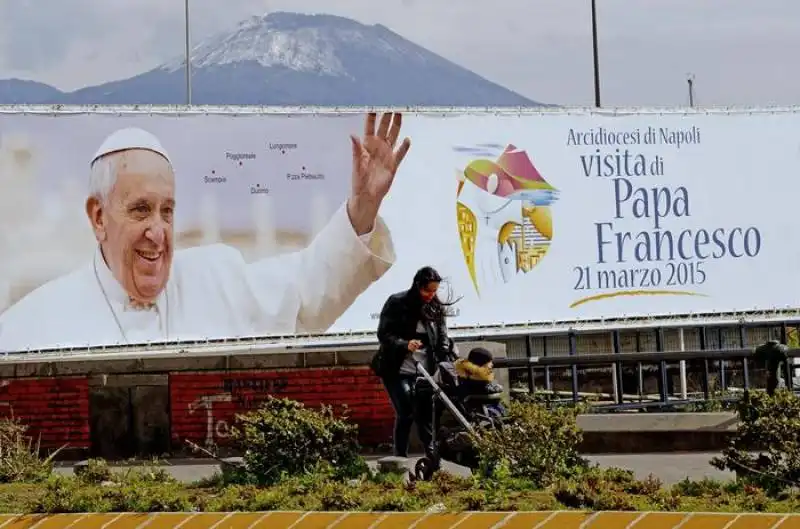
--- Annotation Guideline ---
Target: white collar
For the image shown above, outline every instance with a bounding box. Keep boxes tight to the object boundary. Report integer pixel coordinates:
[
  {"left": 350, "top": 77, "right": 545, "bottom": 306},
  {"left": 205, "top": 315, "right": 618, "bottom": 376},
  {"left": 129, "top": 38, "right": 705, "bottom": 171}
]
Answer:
[{"left": 93, "top": 246, "right": 167, "bottom": 313}]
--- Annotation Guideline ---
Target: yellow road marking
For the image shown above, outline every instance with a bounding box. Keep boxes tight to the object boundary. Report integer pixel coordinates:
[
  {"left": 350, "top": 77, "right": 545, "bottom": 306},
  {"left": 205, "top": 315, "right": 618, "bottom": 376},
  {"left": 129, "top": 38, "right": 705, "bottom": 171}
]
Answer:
[
  {"left": 455, "top": 512, "right": 510, "bottom": 529},
  {"left": 499, "top": 512, "right": 553, "bottom": 528},
  {"left": 327, "top": 513, "right": 379, "bottom": 529},
  {"left": 727, "top": 515, "right": 785, "bottom": 529},
  {"left": 250, "top": 512, "right": 304, "bottom": 529},
  {"left": 148, "top": 513, "right": 196, "bottom": 529},
  {"left": 631, "top": 513, "right": 689, "bottom": 529},
  {"left": 773, "top": 515, "right": 800, "bottom": 529},
  {"left": 538, "top": 511, "right": 592, "bottom": 529},
  {"left": 28, "top": 515, "right": 86, "bottom": 529},
  {"left": 288, "top": 512, "right": 342, "bottom": 529},
  {"left": 177, "top": 514, "right": 232, "bottom": 529},
  {"left": 209, "top": 513, "right": 266, "bottom": 529},
  {"left": 104, "top": 514, "right": 156, "bottom": 529},
  {"left": 64, "top": 513, "right": 120, "bottom": 529},
  {"left": 679, "top": 514, "right": 739, "bottom": 529},
  {"left": 372, "top": 513, "right": 426, "bottom": 529},
  {"left": 413, "top": 513, "right": 466, "bottom": 529},
  {"left": 584, "top": 512, "right": 643, "bottom": 529},
  {"left": 2, "top": 512, "right": 800, "bottom": 529},
  {"left": 1, "top": 515, "right": 48, "bottom": 529}
]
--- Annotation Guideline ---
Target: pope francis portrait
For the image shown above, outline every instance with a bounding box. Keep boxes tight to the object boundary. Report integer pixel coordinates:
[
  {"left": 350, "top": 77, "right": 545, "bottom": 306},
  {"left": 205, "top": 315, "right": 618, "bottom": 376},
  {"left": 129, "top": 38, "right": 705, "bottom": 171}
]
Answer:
[{"left": 0, "top": 112, "right": 411, "bottom": 352}]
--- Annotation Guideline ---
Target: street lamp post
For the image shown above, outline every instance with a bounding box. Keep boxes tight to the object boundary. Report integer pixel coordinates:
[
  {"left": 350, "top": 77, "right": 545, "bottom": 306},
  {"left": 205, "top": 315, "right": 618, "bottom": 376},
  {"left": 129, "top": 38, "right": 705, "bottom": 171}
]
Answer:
[
  {"left": 591, "top": 0, "right": 601, "bottom": 107},
  {"left": 185, "top": 0, "right": 192, "bottom": 105}
]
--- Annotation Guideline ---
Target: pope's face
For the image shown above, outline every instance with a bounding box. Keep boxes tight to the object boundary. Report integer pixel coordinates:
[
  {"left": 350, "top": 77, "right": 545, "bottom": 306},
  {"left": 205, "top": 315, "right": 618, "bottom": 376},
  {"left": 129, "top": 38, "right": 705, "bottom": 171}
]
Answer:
[{"left": 87, "top": 149, "right": 175, "bottom": 304}]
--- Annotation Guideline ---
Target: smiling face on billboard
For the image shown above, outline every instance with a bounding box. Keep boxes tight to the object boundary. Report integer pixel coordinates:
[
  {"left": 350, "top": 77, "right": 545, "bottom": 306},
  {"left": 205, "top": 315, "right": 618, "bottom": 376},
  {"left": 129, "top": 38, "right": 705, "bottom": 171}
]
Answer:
[{"left": 86, "top": 149, "right": 176, "bottom": 306}]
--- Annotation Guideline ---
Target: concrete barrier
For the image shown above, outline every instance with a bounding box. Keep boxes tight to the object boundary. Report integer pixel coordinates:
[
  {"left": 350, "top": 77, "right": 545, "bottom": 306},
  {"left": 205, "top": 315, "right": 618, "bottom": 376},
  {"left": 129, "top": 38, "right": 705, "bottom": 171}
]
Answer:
[
  {"left": 578, "top": 412, "right": 739, "bottom": 432},
  {"left": 0, "top": 511, "right": 795, "bottom": 529}
]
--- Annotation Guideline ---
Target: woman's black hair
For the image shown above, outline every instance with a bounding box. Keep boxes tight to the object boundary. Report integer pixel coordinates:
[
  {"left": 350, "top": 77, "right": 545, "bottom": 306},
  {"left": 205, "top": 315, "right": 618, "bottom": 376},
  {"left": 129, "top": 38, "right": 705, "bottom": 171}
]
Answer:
[
  {"left": 412, "top": 266, "right": 442, "bottom": 290},
  {"left": 410, "top": 266, "right": 459, "bottom": 322}
]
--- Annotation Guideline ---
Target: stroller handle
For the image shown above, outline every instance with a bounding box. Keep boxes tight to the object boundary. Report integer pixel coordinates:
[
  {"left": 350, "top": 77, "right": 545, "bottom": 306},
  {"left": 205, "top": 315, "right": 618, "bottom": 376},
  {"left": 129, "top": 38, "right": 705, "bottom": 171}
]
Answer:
[{"left": 414, "top": 361, "right": 477, "bottom": 436}]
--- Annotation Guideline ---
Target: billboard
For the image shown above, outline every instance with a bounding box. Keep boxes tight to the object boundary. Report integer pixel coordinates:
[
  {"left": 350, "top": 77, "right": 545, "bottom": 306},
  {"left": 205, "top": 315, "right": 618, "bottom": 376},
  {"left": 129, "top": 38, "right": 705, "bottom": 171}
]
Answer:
[{"left": 1, "top": 108, "right": 799, "bottom": 351}]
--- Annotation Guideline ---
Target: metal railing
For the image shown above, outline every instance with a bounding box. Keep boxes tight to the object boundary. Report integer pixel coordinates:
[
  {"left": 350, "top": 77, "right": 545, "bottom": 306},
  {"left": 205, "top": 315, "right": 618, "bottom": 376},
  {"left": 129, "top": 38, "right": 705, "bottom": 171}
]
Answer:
[
  {"left": 495, "top": 335, "right": 799, "bottom": 411},
  {"left": 3, "top": 309, "right": 800, "bottom": 362}
]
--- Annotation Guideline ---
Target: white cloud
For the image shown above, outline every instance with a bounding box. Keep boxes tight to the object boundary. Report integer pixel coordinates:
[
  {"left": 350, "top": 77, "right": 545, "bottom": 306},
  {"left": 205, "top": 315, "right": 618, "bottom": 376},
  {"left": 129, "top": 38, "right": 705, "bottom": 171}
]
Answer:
[{"left": 0, "top": 0, "right": 798, "bottom": 106}]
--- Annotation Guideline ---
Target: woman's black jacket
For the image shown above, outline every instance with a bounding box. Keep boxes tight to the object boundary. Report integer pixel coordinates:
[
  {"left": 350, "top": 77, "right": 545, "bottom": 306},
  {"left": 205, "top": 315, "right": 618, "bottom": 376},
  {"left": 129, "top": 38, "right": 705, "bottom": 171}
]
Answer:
[{"left": 371, "top": 289, "right": 454, "bottom": 379}]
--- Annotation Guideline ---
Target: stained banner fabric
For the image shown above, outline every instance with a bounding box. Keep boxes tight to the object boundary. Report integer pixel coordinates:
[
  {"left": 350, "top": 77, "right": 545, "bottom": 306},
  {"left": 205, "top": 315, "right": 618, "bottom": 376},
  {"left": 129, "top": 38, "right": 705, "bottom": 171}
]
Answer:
[{"left": 0, "top": 109, "right": 798, "bottom": 351}]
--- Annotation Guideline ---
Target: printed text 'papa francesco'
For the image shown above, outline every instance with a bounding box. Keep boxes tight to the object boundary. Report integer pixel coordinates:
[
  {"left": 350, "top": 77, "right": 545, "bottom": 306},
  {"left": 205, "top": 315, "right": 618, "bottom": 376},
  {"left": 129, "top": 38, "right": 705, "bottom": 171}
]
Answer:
[{"left": 566, "top": 126, "right": 761, "bottom": 292}]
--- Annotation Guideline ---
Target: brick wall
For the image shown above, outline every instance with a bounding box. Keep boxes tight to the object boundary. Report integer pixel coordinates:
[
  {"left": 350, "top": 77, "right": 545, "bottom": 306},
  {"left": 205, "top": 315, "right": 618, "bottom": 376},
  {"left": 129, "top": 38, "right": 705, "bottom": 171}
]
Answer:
[
  {"left": 169, "top": 367, "right": 393, "bottom": 450},
  {"left": 0, "top": 377, "right": 90, "bottom": 449}
]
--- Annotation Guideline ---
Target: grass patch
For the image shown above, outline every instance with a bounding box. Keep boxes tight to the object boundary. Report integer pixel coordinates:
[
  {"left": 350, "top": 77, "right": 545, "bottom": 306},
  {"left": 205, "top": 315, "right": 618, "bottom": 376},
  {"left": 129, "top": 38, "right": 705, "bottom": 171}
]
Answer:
[{"left": 1, "top": 465, "right": 799, "bottom": 513}]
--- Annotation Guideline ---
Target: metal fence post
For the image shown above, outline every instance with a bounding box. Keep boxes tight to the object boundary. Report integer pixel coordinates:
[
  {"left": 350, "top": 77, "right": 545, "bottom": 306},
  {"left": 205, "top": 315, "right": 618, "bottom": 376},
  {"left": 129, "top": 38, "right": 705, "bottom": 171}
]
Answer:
[
  {"left": 699, "top": 326, "right": 710, "bottom": 400},
  {"left": 543, "top": 335, "right": 552, "bottom": 393},
  {"left": 655, "top": 328, "right": 668, "bottom": 404},
  {"left": 678, "top": 328, "right": 688, "bottom": 399},
  {"left": 612, "top": 330, "right": 624, "bottom": 405},
  {"left": 636, "top": 331, "right": 644, "bottom": 402},
  {"left": 717, "top": 328, "right": 727, "bottom": 391},
  {"left": 525, "top": 334, "right": 535, "bottom": 395},
  {"left": 739, "top": 325, "right": 750, "bottom": 390},
  {"left": 785, "top": 324, "right": 797, "bottom": 391},
  {"left": 568, "top": 331, "right": 579, "bottom": 403}
]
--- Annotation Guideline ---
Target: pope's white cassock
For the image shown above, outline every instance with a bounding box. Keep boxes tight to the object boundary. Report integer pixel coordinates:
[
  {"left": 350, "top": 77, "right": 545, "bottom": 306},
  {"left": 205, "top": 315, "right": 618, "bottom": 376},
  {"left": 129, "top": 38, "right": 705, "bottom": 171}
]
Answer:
[{"left": 0, "top": 130, "right": 396, "bottom": 352}]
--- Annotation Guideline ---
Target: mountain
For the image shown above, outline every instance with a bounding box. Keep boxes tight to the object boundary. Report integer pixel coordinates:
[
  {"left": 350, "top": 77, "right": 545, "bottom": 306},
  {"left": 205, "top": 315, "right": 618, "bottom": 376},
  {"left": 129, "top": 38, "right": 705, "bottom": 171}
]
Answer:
[
  {"left": 0, "top": 79, "right": 65, "bottom": 104},
  {"left": 0, "top": 12, "right": 541, "bottom": 106}
]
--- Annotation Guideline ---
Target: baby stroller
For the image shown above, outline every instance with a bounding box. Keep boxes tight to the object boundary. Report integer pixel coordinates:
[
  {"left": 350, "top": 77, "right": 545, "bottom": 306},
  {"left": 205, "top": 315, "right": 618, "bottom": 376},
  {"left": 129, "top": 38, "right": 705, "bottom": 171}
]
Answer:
[{"left": 411, "top": 359, "right": 506, "bottom": 481}]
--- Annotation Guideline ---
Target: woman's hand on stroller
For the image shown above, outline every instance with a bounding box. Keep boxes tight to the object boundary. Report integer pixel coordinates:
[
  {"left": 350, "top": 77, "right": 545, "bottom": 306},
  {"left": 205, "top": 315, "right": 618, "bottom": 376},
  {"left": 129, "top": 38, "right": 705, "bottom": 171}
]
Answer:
[{"left": 408, "top": 339, "right": 423, "bottom": 352}]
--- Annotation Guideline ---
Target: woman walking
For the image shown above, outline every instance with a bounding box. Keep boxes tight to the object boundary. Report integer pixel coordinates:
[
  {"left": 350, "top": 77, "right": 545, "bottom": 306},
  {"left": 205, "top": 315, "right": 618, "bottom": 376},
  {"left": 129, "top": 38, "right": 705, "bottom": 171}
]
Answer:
[{"left": 372, "top": 266, "right": 456, "bottom": 459}]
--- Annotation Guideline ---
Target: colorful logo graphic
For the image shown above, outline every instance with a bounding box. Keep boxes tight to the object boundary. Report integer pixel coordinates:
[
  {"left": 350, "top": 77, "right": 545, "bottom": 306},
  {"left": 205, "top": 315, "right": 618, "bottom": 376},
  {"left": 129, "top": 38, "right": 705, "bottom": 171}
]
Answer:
[{"left": 455, "top": 144, "right": 559, "bottom": 295}]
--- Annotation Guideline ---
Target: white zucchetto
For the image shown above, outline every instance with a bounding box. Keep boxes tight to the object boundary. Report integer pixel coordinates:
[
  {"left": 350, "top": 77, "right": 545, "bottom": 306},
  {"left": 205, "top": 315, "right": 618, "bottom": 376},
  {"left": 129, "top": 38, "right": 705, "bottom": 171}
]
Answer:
[{"left": 91, "top": 127, "right": 171, "bottom": 166}]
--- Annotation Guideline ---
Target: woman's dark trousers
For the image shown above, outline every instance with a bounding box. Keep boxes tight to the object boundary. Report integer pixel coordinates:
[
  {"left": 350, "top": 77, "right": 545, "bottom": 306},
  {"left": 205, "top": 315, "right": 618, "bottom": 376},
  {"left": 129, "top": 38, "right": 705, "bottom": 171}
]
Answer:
[{"left": 382, "top": 374, "right": 440, "bottom": 460}]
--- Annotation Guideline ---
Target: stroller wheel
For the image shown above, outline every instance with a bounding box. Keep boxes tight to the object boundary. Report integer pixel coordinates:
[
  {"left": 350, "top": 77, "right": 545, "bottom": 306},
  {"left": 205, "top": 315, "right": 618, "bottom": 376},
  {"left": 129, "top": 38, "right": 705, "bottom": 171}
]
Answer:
[{"left": 414, "top": 457, "right": 436, "bottom": 481}]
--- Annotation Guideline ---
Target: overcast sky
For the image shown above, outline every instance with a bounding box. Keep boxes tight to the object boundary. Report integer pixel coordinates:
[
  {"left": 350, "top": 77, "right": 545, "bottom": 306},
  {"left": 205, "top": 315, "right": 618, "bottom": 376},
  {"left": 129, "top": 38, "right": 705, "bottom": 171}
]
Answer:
[{"left": 0, "top": 0, "right": 798, "bottom": 107}]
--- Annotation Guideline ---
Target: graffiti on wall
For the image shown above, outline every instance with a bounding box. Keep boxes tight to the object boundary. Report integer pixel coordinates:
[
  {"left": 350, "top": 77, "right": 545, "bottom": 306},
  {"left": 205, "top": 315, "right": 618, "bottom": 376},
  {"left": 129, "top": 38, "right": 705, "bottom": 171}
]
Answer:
[
  {"left": 189, "top": 394, "right": 232, "bottom": 449},
  {"left": 186, "top": 376, "right": 289, "bottom": 448}
]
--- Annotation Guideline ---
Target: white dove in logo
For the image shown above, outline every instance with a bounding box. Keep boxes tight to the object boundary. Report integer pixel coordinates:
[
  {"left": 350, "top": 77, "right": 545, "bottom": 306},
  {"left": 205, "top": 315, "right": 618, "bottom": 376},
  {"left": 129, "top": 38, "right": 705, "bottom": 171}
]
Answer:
[{"left": 456, "top": 172, "right": 522, "bottom": 291}]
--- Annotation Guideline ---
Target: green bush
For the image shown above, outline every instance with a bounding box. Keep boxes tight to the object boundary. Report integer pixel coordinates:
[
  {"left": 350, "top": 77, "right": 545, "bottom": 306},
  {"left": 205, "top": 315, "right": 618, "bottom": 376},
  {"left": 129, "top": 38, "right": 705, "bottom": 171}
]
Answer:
[
  {"left": 711, "top": 390, "right": 800, "bottom": 496},
  {"left": 230, "top": 397, "right": 368, "bottom": 485},
  {"left": 75, "top": 459, "right": 112, "bottom": 485},
  {"left": 473, "top": 401, "right": 587, "bottom": 487},
  {"left": 552, "top": 466, "right": 676, "bottom": 511},
  {"left": 30, "top": 463, "right": 193, "bottom": 513},
  {"left": 0, "top": 419, "right": 59, "bottom": 484}
]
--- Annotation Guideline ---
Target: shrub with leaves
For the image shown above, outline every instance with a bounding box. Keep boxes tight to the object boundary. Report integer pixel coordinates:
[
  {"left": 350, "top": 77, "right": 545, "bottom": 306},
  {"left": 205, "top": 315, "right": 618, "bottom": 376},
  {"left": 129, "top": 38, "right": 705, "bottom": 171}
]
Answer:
[
  {"left": 473, "top": 401, "right": 587, "bottom": 487},
  {"left": 230, "top": 397, "right": 368, "bottom": 485},
  {"left": 552, "top": 466, "right": 677, "bottom": 511},
  {"left": 711, "top": 389, "right": 800, "bottom": 495},
  {"left": 75, "top": 459, "right": 113, "bottom": 485},
  {"left": 31, "top": 466, "right": 193, "bottom": 514},
  {"left": 0, "top": 418, "right": 59, "bottom": 483}
]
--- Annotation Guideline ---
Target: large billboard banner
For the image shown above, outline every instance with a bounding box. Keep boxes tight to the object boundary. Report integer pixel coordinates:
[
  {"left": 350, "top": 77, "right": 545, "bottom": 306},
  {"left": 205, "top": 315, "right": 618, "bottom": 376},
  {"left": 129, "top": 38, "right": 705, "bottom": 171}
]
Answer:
[{"left": 0, "top": 108, "right": 799, "bottom": 351}]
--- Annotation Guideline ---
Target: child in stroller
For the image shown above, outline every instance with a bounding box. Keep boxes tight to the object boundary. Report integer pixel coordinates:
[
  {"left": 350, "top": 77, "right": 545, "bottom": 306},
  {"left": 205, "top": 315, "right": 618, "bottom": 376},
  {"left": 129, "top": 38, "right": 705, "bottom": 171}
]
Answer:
[
  {"left": 412, "top": 347, "right": 506, "bottom": 480},
  {"left": 453, "top": 347, "right": 506, "bottom": 418}
]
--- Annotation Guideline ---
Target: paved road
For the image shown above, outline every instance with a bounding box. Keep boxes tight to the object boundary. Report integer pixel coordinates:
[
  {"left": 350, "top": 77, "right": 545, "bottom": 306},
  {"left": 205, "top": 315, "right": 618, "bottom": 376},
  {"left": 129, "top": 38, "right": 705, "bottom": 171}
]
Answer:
[{"left": 54, "top": 452, "right": 732, "bottom": 485}]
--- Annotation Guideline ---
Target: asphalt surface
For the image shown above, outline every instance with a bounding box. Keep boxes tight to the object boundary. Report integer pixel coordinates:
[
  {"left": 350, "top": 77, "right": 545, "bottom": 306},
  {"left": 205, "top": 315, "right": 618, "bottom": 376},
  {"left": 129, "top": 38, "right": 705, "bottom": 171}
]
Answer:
[{"left": 54, "top": 452, "right": 732, "bottom": 485}]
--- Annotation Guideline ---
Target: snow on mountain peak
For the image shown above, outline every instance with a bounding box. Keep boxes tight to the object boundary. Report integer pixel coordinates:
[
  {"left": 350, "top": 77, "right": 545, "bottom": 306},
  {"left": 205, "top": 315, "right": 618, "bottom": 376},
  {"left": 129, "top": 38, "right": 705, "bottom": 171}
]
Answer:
[{"left": 162, "top": 12, "right": 420, "bottom": 76}]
